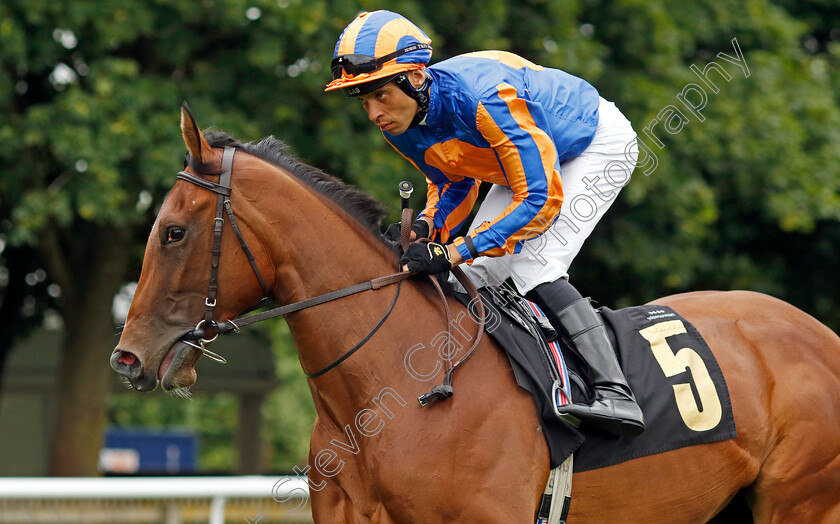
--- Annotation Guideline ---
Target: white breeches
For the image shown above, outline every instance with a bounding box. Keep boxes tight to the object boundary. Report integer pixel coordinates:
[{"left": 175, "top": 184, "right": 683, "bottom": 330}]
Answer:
[{"left": 452, "top": 97, "right": 639, "bottom": 295}]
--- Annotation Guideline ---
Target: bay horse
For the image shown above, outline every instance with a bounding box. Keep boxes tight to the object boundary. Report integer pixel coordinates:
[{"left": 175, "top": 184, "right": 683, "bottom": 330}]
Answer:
[{"left": 112, "top": 105, "right": 840, "bottom": 523}]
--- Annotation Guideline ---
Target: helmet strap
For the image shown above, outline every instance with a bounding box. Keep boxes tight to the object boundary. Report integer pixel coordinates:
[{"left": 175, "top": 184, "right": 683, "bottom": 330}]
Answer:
[{"left": 394, "top": 72, "right": 432, "bottom": 127}]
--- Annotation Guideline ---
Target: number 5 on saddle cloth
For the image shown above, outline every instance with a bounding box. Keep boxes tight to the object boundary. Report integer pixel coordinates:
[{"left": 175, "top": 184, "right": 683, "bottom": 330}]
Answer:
[{"left": 455, "top": 284, "right": 737, "bottom": 524}]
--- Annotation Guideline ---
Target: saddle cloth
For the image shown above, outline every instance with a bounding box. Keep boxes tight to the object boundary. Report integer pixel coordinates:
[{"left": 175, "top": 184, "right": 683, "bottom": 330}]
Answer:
[{"left": 455, "top": 287, "right": 737, "bottom": 472}]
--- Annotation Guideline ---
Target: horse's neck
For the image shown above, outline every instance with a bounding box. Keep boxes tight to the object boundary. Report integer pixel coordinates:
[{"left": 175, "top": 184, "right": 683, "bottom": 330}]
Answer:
[
  {"left": 255, "top": 174, "right": 420, "bottom": 416},
  {"left": 271, "top": 194, "right": 397, "bottom": 303}
]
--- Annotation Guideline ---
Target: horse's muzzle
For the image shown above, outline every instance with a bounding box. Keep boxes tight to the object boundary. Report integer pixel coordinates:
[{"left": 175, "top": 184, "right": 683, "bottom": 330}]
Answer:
[
  {"left": 110, "top": 350, "right": 157, "bottom": 391},
  {"left": 110, "top": 350, "right": 141, "bottom": 378}
]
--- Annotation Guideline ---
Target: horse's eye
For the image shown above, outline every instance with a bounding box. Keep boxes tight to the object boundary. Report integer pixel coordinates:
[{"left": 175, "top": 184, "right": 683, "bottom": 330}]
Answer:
[{"left": 165, "top": 227, "right": 186, "bottom": 244}]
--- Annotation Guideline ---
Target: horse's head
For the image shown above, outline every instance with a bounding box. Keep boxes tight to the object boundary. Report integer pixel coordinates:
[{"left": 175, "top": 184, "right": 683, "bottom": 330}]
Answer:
[{"left": 111, "top": 105, "right": 273, "bottom": 392}]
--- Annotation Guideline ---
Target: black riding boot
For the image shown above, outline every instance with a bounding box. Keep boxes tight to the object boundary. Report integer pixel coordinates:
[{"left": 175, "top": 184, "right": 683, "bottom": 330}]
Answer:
[{"left": 527, "top": 279, "right": 645, "bottom": 437}]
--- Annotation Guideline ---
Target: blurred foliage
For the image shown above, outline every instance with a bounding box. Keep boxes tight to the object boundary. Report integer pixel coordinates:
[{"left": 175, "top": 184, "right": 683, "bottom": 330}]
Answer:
[
  {"left": 262, "top": 319, "right": 317, "bottom": 470},
  {"left": 109, "top": 392, "right": 240, "bottom": 471},
  {"left": 2, "top": 0, "right": 840, "bottom": 470}
]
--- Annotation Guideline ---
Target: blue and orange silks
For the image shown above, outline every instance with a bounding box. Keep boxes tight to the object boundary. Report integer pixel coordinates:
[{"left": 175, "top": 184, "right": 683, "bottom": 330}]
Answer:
[
  {"left": 326, "top": 10, "right": 432, "bottom": 93},
  {"left": 384, "top": 51, "right": 600, "bottom": 263}
]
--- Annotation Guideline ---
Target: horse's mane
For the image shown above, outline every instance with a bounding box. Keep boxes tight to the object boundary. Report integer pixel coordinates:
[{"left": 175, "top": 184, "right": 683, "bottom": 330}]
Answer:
[{"left": 187, "top": 131, "right": 388, "bottom": 238}]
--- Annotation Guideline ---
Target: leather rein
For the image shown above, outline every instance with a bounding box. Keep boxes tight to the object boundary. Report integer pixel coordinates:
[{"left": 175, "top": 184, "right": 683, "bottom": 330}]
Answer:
[{"left": 175, "top": 146, "right": 484, "bottom": 404}]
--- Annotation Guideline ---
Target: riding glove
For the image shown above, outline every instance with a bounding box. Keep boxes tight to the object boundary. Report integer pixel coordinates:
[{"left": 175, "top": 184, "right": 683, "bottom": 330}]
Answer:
[
  {"left": 383, "top": 220, "right": 431, "bottom": 243},
  {"left": 400, "top": 242, "right": 451, "bottom": 275}
]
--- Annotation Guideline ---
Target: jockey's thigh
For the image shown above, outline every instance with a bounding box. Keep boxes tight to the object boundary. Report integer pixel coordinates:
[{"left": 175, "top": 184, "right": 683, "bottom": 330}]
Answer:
[{"left": 454, "top": 97, "right": 639, "bottom": 295}]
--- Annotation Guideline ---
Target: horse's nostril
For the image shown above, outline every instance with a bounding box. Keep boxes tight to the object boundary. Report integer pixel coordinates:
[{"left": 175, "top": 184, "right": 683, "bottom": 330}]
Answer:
[
  {"left": 111, "top": 350, "right": 142, "bottom": 378},
  {"left": 118, "top": 352, "right": 137, "bottom": 366}
]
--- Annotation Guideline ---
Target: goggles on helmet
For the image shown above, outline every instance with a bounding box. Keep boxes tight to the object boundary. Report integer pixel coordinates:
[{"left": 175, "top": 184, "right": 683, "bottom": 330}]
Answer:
[{"left": 331, "top": 43, "right": 432, "bottom": 80}]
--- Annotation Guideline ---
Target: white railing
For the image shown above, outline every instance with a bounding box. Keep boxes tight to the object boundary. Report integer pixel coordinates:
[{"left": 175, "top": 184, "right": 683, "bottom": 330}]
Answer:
[{"left": 0, "top": 476, "right": 311, "bottom": 524}]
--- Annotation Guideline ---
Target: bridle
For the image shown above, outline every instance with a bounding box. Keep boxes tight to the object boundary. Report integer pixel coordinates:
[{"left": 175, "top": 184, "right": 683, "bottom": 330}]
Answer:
[
  {"left": 175, "top": 147, "right": 272, "bottom": 362},
  {"left": 174, "top": 146, "right": 484, "bottom": 404}
]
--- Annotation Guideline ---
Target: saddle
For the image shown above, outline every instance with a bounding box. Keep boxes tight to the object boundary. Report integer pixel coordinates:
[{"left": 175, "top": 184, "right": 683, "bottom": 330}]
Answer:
[{"left": 454, "top": 285, "right": 737, "bottom": 472}]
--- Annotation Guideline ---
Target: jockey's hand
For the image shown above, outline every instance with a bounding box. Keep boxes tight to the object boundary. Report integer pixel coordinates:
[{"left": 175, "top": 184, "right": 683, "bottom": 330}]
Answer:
[
  {"left": 411, "top": 219, "right": 431, "bottom": 240},
  {"left": 400, "top": 242, "right": 452, "bottom": 274},
  {"left": 383, "top": 220, "right": 431, "bottom": 243}
]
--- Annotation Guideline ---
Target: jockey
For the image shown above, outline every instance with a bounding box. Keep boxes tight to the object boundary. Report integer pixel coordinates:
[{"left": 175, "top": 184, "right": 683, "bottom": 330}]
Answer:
[{"left": 326, "top": 10, "right": 644, "bottom": 437}]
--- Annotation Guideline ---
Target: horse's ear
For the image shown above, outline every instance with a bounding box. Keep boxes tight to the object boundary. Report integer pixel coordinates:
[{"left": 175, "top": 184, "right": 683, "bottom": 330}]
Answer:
[{"left": 180, "top": 102, "right": 214, "bottom": 165}]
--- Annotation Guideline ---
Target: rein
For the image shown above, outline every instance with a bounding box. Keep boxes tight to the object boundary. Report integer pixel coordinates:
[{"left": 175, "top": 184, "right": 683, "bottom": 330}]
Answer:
[{"left": 175, "top": 146, "right": 484, "bottom": 404}]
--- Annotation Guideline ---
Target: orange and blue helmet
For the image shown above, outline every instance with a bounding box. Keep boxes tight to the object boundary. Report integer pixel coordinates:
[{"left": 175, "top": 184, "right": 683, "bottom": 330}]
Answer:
[{"left": 325, "top": 10, "right": 433, "bottom": 96}]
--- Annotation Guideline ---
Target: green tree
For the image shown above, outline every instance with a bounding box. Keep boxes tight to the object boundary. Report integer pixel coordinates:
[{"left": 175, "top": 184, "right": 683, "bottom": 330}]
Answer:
[
  {"left": 571, "top": 0, "right": 840, "bottom": 330},
  {"left": 0, "top": 0, "right": 343, "bottom": 475},
  {"left": 2, "top": 0, "right": 839, "bottom": 477}
]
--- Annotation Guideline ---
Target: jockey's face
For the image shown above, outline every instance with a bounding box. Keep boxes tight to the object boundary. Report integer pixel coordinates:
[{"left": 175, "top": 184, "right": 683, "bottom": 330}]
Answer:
[{"left": 357, "top": 70, "right": 425, "bottom": 135}]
